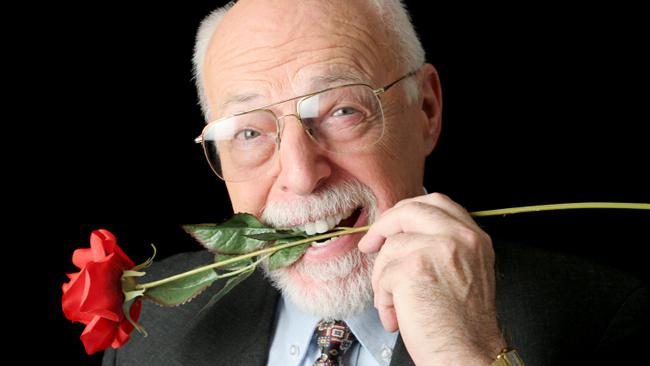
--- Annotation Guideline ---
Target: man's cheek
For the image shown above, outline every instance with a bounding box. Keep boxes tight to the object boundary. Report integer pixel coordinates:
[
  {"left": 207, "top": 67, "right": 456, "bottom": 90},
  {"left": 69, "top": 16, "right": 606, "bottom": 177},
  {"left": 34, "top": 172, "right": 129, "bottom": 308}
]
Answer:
[{"left": 226, "top": 182, "right": 270, "bottom": 214}]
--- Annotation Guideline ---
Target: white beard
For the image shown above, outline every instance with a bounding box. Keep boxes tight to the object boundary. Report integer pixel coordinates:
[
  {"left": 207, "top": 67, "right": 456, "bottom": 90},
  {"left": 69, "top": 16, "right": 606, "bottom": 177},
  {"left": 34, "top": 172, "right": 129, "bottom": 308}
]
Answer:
[{"left": 260, "top": 180, "right": 377, "bottom": 319}]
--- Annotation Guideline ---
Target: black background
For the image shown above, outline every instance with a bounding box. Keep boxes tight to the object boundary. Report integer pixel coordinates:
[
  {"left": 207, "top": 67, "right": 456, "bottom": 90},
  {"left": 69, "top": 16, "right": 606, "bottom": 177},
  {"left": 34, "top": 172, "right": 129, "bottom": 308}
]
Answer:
[{"left": 16, "top": 1, "right": 648, "bottom": 364}]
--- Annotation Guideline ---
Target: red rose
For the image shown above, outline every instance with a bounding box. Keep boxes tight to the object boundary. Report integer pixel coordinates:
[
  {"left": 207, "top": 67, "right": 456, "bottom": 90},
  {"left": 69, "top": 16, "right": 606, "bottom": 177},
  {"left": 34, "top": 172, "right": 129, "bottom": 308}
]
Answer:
[{"left": 62, "top": 229, "right": 142, "bottom": 354}]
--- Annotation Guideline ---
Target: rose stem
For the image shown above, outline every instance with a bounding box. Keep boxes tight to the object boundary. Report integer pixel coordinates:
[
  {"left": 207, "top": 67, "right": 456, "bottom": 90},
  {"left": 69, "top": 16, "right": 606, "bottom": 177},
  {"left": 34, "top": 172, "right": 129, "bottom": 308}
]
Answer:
[{"left": 135, "top": 202, "right": 649, "bottom": 290}]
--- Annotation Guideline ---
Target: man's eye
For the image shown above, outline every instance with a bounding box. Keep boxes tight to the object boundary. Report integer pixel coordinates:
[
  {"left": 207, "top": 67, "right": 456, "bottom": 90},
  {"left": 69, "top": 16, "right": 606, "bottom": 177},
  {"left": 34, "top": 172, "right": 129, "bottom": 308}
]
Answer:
[
  {"left": 332, "top": 106, "right": 359, "bottom": 117},
  {"left": 236, "top": 129, "right": 261, "bottom": 140}
]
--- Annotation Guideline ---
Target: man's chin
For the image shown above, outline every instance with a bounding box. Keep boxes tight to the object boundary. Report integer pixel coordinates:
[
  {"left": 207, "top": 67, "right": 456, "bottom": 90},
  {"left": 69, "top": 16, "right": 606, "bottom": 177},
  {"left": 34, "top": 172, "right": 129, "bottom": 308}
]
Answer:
[{"left": 262, "top": 250, "right": 376, "bottom": 319}]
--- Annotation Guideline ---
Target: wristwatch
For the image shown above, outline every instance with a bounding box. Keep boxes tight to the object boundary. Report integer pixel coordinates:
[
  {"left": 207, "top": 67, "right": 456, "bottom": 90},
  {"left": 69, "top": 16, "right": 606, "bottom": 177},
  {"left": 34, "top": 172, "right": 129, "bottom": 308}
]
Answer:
[{"left": 491, "top": 348, "right": 525, "bottom": 366}]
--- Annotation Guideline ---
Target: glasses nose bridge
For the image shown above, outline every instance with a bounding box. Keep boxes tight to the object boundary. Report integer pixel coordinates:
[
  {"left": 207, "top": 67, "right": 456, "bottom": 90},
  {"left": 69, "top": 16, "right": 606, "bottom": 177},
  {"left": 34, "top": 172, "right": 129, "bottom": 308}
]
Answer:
[
  {"left": 276, "top": 112, "right": 304, "bottom": 128},
  {"left": 275, "top": 112, "right": 312, "bottom": 145}
]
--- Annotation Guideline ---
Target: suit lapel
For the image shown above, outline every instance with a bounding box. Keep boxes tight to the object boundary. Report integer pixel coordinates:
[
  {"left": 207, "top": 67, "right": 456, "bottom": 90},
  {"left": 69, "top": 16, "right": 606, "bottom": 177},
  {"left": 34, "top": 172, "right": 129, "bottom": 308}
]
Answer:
[
  {"left": 179, "top": 269, "right": 280, "bottom": 366},
  {"left": 219, "top": 273, "right": 280, "bottom": 365},
  {"left": 175, "top": 266, "right": 415, "bottom": 366}
]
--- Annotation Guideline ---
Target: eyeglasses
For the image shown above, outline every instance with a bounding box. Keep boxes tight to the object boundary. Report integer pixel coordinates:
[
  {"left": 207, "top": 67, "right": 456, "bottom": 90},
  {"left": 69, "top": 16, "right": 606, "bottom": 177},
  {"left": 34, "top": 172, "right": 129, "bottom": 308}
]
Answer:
[{"left": 195, "top": 70, "right": 417, "bottom": 182}]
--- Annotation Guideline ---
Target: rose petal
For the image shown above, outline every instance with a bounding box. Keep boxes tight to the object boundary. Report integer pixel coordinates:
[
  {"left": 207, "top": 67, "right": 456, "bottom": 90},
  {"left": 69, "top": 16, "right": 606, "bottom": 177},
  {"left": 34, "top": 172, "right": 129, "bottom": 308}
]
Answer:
[
  {"left": 62, "top": 269, "right": 95, "bottom": 324},
  {"left": 63, "top": 229, "right": 140, "bottom": 353},
  {"left": 62, "top": 272, "right": 80, "bottom": 293},
  {"left": 80, "top": 315, "right": 118, "bottom": 355},
  {"left": 89, "top": 230, "right": 110, "bottom": 262},
  {"left": 96, "top": 229, "right": 135, "bottom": 268},
  {"left": 78, "top": 254, "right": 124, "bottom": 322},
  {"left": 72, "top": 248, "right": 94, "bottom": 269},
  {"left": 112, "top": 299, "right": 142, "bottom": 348}
]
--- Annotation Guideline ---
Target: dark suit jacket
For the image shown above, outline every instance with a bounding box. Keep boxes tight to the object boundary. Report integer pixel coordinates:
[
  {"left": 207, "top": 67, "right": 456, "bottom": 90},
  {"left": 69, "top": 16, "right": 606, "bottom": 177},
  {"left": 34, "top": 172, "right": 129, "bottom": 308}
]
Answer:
[{"left": 103, "top": 240, "right": 649, "bottom": 365}]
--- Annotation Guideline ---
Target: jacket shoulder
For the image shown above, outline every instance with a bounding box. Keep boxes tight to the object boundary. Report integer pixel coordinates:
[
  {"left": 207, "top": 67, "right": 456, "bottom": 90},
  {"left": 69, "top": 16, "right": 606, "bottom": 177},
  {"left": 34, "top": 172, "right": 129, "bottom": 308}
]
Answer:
[
  {"left": 494, "top": 240, "right": 648, "bottom": 365},
  {"left": 103, "top": 250, "right": 278, "bottom": 366}
]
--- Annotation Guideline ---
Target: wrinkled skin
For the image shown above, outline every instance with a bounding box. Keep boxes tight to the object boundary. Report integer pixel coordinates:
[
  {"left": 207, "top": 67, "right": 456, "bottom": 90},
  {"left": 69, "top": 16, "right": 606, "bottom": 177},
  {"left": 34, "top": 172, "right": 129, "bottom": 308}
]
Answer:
[{"left": 203, "top": 0, "right": 506, "bottom": 363}]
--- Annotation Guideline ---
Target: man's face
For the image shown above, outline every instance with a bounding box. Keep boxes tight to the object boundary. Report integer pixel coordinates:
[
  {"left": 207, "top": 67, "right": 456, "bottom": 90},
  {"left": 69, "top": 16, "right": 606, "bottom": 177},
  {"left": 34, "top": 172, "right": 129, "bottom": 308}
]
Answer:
[{"left": 202, "top": 0, "right": 439, "bottom": 317}]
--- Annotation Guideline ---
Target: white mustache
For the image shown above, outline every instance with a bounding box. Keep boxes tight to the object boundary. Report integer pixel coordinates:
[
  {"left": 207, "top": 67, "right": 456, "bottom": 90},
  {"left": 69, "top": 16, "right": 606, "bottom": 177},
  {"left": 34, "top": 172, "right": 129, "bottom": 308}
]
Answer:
[{"left": 260, "top": 180, "right": 377, "bottom": 228}]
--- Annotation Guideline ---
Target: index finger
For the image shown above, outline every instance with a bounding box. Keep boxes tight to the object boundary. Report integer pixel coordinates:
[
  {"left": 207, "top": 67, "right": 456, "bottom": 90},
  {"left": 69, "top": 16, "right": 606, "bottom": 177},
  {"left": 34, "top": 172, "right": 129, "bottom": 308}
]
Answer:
[{"left": 358, "top": 200, "right": 458, "bottom": 253}]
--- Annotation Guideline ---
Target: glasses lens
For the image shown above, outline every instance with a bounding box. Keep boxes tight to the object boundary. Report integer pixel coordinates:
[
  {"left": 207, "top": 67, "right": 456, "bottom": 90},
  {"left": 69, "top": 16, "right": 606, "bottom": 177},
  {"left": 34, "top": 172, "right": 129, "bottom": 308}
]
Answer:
[
  {"left": 202, "top": 110, "right": 278, "bottom": 182},
  {"left": 298, "top": 84, "right": 384, "bottom": 152}
]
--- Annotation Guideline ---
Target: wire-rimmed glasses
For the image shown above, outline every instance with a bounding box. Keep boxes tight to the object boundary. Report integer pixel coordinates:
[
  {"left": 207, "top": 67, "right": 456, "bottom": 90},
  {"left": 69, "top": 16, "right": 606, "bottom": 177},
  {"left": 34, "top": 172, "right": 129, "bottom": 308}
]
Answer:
[{"left": 195, "top": 70, "right": 417, "bottom": 182}]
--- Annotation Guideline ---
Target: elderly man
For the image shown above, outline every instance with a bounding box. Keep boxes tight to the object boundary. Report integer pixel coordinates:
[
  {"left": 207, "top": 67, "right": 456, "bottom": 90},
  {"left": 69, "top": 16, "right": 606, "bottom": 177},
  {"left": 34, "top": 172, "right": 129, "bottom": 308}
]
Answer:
[{"left": 103, "top": 1, "right": 648, "bottom": 365}]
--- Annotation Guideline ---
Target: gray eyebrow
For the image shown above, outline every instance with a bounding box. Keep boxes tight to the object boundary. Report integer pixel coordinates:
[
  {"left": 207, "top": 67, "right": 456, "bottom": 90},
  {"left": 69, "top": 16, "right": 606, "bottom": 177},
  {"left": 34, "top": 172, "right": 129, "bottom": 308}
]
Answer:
[
  {"left": 217, "top": 72, "right": 368, "bottom": 114},
  {"left": 221, "top": 92, "right": 263, "bottom": 109},
  {"left": 308, "top": 73, "right": 367, "bottom": 89}
]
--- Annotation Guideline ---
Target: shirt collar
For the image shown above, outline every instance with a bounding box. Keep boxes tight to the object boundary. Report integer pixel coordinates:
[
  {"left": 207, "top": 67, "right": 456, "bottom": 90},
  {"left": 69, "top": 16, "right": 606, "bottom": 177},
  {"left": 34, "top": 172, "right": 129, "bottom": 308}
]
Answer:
[
  {"left": 344, "top": 304, "right": 399, "bottom": 366},
  {"left": 278, "top": 295, "right": 399, "bottom": 366},
  {"left": 271, "top": 296, "right": 320, "bottom": 363}
]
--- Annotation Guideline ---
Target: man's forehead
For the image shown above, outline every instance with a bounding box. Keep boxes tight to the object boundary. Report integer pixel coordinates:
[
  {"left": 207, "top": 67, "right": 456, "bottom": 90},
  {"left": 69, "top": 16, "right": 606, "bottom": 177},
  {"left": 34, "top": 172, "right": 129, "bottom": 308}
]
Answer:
[
  {"left": 295, "top": 66, "right": 370, "bottom": 89},
  {"left": 216, "top": 66, "right": 373, "bottom": 114},
  {"left": 210, "top": 0, "right": 387, "bottom": 69},
  {"left": 206, "top": 0, "right": 388, "bottom": 116},
  {"left": 215, "top": 0, "right": 379, "bottom": 49}
]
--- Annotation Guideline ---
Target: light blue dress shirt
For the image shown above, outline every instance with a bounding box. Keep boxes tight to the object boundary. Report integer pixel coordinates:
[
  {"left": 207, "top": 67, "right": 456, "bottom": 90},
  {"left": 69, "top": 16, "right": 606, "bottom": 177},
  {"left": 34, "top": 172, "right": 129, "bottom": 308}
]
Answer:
[{"left": 267, "top": 296, "right": 399, "bottom": 366}]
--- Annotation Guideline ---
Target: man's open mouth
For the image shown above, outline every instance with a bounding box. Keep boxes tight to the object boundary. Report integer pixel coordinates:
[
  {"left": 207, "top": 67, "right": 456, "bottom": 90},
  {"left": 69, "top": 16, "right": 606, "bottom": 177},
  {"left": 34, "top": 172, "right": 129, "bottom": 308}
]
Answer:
[{"left": 307, "top": 207, "right": 363, "bottom": 247}]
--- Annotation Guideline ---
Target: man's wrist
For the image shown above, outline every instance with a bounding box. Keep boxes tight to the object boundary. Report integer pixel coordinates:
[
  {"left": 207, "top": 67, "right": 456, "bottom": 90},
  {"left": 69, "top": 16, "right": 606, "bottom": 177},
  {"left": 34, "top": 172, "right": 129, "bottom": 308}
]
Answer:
[
  {"left": 491, "top": 348, "right": 525, "bottom": 366},
  {"left": 420, "top": 341, "right": 509, "bottom": 365},
  {"left": 413, "top": 330, "right": 509, "bottom": 365}
]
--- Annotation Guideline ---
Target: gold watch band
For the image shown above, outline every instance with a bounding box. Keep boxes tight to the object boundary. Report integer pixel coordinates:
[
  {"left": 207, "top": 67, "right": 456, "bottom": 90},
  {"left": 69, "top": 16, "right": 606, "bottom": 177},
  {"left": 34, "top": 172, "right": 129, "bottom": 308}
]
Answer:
[{"left": 491, "top": 348, "right": 525, "bottom": 366}]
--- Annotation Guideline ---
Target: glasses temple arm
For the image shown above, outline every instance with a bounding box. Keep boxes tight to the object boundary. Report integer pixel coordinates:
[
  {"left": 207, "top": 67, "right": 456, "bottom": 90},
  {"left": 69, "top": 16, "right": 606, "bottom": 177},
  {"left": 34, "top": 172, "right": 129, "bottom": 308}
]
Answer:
[{"left": 375, "top": 70, "right": 418, "bottom": 94}]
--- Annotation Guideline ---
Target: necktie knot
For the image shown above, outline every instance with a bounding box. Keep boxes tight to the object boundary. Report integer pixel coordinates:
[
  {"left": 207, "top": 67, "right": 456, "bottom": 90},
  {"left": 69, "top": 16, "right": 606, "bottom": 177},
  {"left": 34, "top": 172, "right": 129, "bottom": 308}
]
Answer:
[{"left": 314, "top": 319, "right": 356, "bottom": 366}]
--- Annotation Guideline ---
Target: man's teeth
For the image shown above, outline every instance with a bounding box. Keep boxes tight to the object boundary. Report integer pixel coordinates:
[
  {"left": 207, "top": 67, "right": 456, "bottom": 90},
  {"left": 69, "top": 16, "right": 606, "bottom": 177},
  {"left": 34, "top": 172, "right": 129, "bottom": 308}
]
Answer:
[
  {"left": 311, "top": 238, "right": 334, "bottom": 248},
  {"left": 300, "top": 208, "right": 353, "bottom": 235}
]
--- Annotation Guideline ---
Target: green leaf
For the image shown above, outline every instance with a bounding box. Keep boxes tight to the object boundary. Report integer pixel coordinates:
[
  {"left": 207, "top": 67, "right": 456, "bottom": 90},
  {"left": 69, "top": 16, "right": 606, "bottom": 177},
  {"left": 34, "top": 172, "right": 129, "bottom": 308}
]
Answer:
[
  {"left": 214, "top": 253, "right": 254, "bottom": 271},
  {"left": 144, "top": 269, "right": 219, "bottom": 307},
  {"left": 268, "top": 241, "right": 310, "bottom": 271},
  {"left": 183, "top": 213, "right": 277, "bottom": 254},
  {"left": 244, "top": 230, "right": 308, "bottom": 241},
  {"left": 201, "top": 267, "right": 255, "bottom": 312}
]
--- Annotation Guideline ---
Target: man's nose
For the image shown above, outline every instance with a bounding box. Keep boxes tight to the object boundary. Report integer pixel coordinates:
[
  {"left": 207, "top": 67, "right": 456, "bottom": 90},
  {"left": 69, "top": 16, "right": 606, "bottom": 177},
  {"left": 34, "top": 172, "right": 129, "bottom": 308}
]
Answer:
[{"left": 274, "top": 115, "right": 331, "bottom": 195}]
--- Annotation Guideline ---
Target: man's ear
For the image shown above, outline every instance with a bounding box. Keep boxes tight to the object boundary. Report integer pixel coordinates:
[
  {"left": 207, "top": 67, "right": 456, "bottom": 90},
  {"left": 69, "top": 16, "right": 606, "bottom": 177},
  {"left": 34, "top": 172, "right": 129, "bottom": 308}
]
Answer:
[{"left": 418, "top": 63, "right": 443, "bottom": 156}]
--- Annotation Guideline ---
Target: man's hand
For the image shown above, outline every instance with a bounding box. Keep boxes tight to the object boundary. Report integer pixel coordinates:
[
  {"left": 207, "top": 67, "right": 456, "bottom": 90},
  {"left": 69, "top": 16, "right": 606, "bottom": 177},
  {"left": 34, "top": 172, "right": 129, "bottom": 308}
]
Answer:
[{"left": 358, "top": 193, "right": 506, "bottom": 365}]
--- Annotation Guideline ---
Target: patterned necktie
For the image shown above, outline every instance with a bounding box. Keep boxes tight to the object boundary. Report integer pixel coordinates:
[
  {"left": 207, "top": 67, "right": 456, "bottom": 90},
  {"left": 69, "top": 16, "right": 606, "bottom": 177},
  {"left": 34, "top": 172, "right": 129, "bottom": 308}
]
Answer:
[{"left": 313, "top": 319, "right": 356, "bottom": 366}]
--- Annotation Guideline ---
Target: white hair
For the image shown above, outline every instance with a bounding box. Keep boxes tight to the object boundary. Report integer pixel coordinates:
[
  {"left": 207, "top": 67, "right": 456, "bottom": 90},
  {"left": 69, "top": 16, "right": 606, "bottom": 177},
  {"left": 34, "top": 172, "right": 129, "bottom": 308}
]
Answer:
[
  {"left": 192, "top": 0, "right": 425, "bottom": 120},
  {"left": 264, "top": 248, "right": 377, "bottom": 320},
  {"left": 260, "top": 179, "right": 379, "bottom": 319}
]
